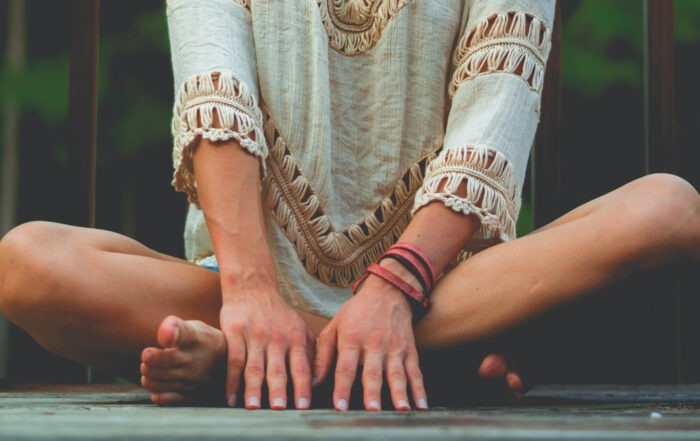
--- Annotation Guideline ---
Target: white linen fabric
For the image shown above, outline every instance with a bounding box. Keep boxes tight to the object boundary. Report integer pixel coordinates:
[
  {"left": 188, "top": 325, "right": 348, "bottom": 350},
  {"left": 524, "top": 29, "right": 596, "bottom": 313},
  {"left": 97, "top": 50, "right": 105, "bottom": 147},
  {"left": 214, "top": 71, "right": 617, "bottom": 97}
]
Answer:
[{"left": 166, "top": 0, "right": 556, "bottom": 318}]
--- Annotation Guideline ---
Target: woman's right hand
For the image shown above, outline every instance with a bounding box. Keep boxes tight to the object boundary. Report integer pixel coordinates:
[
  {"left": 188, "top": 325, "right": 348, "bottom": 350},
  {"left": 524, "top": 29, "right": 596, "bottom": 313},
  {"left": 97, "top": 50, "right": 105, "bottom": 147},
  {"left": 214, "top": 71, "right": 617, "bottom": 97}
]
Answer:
[{"left": 219, "top": 273, "right": 315, "bottom": 410}]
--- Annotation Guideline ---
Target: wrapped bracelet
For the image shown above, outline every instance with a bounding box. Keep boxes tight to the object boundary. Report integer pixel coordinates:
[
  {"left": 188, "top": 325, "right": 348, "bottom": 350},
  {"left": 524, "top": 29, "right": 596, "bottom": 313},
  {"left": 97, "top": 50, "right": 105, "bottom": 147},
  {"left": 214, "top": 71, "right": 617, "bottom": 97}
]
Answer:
[
  {"left": 351, "top": 242, "right": 436, "bottom": 321},
  {"left": 352, "top": 263, "right": 429, "bottom": 320}
]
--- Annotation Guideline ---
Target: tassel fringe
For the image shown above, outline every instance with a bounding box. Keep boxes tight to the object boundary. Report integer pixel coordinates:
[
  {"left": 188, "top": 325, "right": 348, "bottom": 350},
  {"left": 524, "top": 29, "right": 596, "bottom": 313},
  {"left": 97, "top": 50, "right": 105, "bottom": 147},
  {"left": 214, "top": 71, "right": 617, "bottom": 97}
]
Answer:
[
  {"left": 171, "top": 71, "right": 266, "bottom": 205},
  {"left": 413, "top": 145, "right": 520, "bottom": 245}
]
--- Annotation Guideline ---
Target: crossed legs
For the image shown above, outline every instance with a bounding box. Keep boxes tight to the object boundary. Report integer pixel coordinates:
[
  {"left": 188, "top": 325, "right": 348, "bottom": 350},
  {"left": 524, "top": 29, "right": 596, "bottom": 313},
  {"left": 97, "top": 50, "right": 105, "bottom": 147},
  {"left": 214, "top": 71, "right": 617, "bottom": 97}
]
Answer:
[{"left": 0, "top": 173, "right": 698, "bottom": 405}]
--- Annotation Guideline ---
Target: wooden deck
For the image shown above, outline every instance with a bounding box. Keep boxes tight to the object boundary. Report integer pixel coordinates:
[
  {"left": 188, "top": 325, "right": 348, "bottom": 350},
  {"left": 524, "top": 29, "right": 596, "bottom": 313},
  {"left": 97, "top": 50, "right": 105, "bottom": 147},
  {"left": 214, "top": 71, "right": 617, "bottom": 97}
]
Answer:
[{"left": 2, "top": 384, "right": 700, "bottom": 440}]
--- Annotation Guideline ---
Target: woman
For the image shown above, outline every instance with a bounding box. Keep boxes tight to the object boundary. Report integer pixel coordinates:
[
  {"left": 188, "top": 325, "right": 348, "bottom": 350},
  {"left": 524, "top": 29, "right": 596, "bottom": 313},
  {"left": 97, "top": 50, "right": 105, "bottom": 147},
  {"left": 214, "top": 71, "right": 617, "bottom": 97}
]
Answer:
[{"left": 1, "top": 0, "right": 698, "bottom": 411}]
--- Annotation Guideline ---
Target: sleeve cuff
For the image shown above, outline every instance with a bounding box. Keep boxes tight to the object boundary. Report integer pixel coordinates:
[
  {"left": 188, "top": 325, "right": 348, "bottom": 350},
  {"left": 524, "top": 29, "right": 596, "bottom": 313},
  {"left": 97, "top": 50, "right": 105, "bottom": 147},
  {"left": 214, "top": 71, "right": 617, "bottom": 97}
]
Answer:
[
  {"left": 412, "top": 145, "right": 520, "bottom": 243},
  {"left": 171, "top": 70, "right": 266, "bottom": 205}
]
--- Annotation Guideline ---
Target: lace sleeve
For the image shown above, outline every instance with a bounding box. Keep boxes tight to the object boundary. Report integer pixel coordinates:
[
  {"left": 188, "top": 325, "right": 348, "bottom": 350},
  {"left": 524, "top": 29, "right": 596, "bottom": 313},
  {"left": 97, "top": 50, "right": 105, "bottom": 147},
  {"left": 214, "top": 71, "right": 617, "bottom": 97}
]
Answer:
[
  {"left": 167, "top": 0, "right": 265, "bottom": 206},
  {"left": 413, "top": 0, "right": 555, "bottom": 249}
]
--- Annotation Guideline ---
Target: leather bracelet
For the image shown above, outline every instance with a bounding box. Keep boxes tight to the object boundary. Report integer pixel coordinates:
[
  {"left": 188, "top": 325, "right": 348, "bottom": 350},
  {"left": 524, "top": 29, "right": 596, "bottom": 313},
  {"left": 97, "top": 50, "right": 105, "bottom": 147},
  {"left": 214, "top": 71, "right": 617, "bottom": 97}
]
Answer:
[
  {"left": 379, "top": 248, "right": 432, "bottom": 294},
  {"left": 390, "top": 242, "right": 437, "bottom": 290},
  {"left": 351, "top": 263, "right": 430, "bottom": 319}
]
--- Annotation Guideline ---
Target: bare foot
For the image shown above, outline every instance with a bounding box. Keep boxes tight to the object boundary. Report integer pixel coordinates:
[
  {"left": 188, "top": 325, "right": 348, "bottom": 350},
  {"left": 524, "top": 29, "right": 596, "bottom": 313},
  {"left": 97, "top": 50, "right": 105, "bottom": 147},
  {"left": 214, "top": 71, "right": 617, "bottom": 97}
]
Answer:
[
  {"left": 478, "top": 353, "right": 523, "bottom": 402},
  {"left": 140, "top": 316, "right": 227, "bottom": 405}
]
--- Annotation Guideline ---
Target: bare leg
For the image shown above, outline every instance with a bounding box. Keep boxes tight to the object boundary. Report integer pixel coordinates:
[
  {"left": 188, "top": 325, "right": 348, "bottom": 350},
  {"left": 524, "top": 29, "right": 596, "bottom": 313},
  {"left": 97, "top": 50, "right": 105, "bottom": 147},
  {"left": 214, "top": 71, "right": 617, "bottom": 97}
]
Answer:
[
  {"left": 415, "top": 174, "right": 700, "bottom": 347},
  {"left": 1, "top": 174, "right": 697, "bottom": 405}
]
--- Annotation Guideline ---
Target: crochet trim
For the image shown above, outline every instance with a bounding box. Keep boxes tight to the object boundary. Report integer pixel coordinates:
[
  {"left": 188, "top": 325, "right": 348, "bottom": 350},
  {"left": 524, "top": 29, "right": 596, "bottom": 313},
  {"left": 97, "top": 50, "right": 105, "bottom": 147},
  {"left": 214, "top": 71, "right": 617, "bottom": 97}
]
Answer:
[
  {"left": 317, "top": 0, "right": 409, "bottom": 55},
  {"left": 262, "top": 108, "right": 438, "bottom": 287},
  {"left": 449, "top": 11, "right": 552, "bottom": 97},
  {"left": 412, "top": 145, "right": 520, "bottom": 245},
  {"left": 171, "top": 71, "right": 266, "bottom": 205}
]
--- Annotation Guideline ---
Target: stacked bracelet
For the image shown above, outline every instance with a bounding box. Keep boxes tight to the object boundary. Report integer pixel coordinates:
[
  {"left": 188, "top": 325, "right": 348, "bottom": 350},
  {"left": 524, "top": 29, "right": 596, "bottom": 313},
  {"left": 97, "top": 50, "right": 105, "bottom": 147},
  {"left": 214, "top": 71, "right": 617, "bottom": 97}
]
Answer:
[{"left": 351, "top": 242, "right": 437, "bottom": 321}]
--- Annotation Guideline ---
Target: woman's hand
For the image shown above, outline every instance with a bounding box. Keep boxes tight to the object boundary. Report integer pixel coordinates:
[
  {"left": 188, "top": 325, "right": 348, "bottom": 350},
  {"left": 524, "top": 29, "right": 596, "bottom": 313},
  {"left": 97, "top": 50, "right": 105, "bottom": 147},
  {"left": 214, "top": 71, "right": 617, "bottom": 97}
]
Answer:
[
  {"left": 220, "top": 273, "right": 315, "bottom": 410},
  {"left": 313, "top": 261, "right": 429, "bottom": 411}
]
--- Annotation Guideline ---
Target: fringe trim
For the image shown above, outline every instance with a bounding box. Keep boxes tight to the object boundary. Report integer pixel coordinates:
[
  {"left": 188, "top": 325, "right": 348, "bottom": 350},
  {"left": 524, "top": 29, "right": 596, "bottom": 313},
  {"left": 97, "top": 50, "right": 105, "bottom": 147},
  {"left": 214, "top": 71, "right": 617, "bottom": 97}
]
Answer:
[
  {"left": 171, "top": 71, "right": 266, "bottom": 205},
  {"left": 412, "top": 145, "right": 520, "bottom": 245},
  {"left": 262, "top": 108, "right": 439, "bottom": 287},
  {"left": 449, "top": 10, "right": 552, "bottom": 97},
  {"left": 317, "top": 0, "right": 409, "bottom": 55}
]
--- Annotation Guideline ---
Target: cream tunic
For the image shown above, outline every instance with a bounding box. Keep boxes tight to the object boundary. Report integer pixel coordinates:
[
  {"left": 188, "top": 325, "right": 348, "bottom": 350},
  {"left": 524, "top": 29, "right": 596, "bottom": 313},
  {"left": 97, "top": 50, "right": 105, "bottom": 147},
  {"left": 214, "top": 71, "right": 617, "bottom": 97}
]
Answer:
[{"left": 166, "top": 0, "right": 555, "bottom": 318}]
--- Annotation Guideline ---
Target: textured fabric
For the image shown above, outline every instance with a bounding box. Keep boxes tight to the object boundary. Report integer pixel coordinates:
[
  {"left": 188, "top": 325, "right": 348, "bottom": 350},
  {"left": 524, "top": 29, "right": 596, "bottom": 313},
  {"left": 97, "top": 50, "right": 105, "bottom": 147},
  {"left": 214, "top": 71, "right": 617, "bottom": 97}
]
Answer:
[{"left": 167, "top": 0, "right": 556, "bottom": 318}]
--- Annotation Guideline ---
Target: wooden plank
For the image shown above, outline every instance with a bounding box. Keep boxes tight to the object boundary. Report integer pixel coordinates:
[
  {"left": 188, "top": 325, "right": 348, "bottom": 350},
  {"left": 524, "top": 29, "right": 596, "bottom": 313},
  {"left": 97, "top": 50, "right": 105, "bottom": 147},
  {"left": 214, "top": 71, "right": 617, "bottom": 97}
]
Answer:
[
  {"left": 2, "top": 384, "right": 700, "bottom": 440},
  {"left": 532, "top": 1, "right": 563, "bottom": 228}
]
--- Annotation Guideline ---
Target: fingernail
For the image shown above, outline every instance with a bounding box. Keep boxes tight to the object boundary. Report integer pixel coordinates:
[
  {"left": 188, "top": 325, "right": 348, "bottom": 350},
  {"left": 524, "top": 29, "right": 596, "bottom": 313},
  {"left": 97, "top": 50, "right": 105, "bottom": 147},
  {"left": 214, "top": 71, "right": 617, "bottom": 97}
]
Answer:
[
  {"left": 397, "top": 399, "right": 410, "bottom": 410},
  {"left": 228, "top": 394, "right": 237, "bottom": 407},
  {"left": 247, "top": 396, "right": 260, "bottom": 408},
  {"left": 368, "top": 400, "right": 381, "bottom": 411},
  {"left": 297, "top": 397, "right": 309, "bottom": 409},
  {"left": 336, "top": 399, "right": 348, "bottom": 411},
  {"left": 416, "top": 398, "right": 428, "bottom": 410},
  {"left": 272, "top": 397, "right": 285, "bottom": 409}
]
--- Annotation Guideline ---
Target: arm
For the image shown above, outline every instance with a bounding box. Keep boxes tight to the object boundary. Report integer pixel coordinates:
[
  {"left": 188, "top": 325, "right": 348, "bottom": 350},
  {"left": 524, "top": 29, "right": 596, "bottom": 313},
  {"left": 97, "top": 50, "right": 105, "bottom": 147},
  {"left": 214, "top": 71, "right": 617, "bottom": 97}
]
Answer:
[
  {"left": 314, "top": 0, "right": 556, "bottom": 411},
  {"left": 168, "top": 0, "right": 314, "bottom": 410}
]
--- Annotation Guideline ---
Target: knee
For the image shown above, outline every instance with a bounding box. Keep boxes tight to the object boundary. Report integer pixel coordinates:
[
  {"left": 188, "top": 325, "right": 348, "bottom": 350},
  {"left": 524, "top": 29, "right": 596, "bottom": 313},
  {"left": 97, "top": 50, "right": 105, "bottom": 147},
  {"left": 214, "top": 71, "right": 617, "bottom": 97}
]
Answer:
[
  {"left": 624, "top": 173, "right": 700, "bottom": 251},
  {"left": 0, "top": 221, "right": 68, "bottom": 323}
]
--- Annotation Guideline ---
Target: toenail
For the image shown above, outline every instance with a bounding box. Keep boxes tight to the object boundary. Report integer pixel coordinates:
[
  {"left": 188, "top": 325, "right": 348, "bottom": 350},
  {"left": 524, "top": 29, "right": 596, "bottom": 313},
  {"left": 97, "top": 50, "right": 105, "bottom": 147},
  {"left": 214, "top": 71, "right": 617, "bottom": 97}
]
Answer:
[
  {"left": 228, "top": 394, "right": 237, "bottom": 407},
  {"left": 247, "top": 396, "right": 260, "bottom": 408},
  {"left": 297, "top": 397, "right": 309, "bottom": 409},
  {"left": 368, "top": 400, "right": 380, "bottom": 411},
  {"left": 416, "top": 398, "right": 428, "bottom": 410},
  {"left": 336, "top": 399, "right": 348, "bottom": 411},
  {"left": 272, "top": 397, "right": 285, "bottom": 408},
  {"left": 397, "top": 400, "right": 409, "bottom": 410}
]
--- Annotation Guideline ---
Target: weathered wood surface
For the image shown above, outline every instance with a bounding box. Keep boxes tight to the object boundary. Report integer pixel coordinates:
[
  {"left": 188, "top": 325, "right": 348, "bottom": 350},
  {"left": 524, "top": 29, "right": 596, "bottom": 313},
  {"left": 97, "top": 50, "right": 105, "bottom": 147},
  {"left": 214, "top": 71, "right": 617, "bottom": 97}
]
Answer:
[{"left": 1, "top": 384, "right": 700, "bottom": 440}]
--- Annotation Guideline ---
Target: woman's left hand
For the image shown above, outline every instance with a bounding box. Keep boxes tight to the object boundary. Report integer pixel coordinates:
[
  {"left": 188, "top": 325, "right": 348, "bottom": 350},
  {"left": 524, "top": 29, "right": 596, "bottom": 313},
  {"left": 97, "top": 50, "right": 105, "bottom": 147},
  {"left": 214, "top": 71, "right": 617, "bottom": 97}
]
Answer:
[{"left": 313, "top": 268, "right": 429, "bottom": 411}]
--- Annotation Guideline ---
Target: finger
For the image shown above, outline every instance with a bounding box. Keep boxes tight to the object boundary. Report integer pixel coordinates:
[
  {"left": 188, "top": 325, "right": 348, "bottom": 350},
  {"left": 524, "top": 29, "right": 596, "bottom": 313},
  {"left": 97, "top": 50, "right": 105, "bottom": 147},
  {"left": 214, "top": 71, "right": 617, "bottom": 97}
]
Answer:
[
  {"left": 266, "top": 345, "right": 288, "bottom": 410},
  {"left": 243, "top": 345, "right": 265, "bottom": 409},
  {"left": 361, "top": 351, "right": 384, "bottom": 411},
  {"left": 405, "top": 352, "right": 428, "bottom": 410},
  {"left": 313, "top": 326, "right": 337, "bottom": 387},
  {"left": 225, "top": 334, "right": 247, "bottom": 408},
  {"left": 289, "top": 344, "right": 312, "bottom": 409},
  {"left": 385, "top": 355, "right": 410, "bottom": 411},
  {"left": 333, "top": 345, "right": 360, "bottom": 411}
]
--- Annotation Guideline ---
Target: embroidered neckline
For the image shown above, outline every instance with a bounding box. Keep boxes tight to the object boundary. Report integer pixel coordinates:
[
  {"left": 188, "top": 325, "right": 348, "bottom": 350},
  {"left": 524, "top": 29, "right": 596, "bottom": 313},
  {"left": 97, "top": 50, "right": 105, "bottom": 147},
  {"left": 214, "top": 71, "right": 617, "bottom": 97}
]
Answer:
[{"left": 317, "top": 0, "right": 410, "bottom": 55}]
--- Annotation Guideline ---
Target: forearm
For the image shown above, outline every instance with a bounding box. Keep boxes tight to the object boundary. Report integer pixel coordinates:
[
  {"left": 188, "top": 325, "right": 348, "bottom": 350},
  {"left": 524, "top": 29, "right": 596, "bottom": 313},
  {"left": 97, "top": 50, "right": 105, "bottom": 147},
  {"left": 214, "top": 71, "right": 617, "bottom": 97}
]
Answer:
[{"left": 192, "top": 138, "right": 278, "bottom": 299}]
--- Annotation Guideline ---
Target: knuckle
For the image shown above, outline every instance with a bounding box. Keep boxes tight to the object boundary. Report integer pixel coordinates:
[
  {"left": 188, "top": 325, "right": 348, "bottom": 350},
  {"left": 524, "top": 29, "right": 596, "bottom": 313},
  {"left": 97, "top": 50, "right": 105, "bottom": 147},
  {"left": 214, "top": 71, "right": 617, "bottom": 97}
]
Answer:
[
  {"left": 267, "top": 366, "right": 287, "bottom": 379},
  {"left": 245, "top": 364, "right": 265, "bottom": 377},
  {"left": 362, "top": 369, "right": 383, "bottom": 381},
  {"left": 387, "top": 367, "right": 405, "bottom": 382},
  {"left": 335, "top": 364, "right": 356, "bottom": 378},
  {"left": 226, "top": 321, "right": 246, "bottom": 336},
  {"left": 250, "top": 326, "right": 267, "bottom": 341},
  {"left": 228, "top": 352, "right": 245, "bottom": 367}
]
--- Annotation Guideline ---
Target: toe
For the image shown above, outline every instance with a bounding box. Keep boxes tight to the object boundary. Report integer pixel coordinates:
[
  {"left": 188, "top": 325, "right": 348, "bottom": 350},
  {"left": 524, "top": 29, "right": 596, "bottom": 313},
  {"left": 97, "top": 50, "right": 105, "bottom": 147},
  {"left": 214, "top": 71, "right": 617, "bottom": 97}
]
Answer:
[
  {"left": 157, "top": 315, "right": 183, "bottom": 348},
  {"left": 141, "top": 376, "right": 196, "bottom": 393},
  {"left": 478, "top": 354, "right": 507, "bottom": 378},
  {"left": 506, "top": 371, "right": 522, "bottom": 392},
  {"left": 151, "top": 392, "right": 186, "bottom": 405}
]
